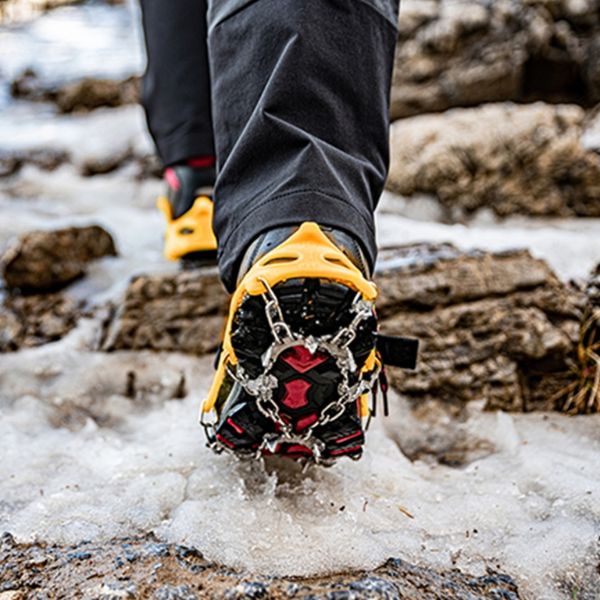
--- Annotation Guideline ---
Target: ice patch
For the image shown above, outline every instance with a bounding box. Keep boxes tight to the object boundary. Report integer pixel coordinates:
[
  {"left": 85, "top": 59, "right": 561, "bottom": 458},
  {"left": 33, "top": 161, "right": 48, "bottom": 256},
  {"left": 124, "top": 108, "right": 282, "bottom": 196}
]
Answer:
[
  {"left": 377, "top": 191, "right": 600, "bottom": 282},
  {"left": 1, "top": 342, "right": 599, "bottom": 599}
]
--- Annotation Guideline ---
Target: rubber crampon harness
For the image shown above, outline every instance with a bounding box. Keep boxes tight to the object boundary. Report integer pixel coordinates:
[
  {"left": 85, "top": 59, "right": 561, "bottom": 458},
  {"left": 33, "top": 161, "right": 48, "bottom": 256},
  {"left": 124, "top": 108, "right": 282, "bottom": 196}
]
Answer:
[{"left": 201, "top": 223, "right": 418, "bottom": 465}]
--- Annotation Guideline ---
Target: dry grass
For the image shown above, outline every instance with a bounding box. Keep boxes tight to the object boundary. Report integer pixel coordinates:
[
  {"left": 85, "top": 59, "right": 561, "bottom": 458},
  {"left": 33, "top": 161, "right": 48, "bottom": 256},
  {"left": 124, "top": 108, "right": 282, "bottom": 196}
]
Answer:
[{"left": 555, "top": 307, "right": 600, "bottom": 414}]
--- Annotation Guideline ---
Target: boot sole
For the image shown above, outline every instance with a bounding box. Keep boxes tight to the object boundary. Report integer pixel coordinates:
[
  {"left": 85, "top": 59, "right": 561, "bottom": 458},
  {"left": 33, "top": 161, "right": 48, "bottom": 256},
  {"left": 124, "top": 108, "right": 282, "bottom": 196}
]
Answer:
[{"left": 213, "top": 277, "right": 377, "bottom": 462}]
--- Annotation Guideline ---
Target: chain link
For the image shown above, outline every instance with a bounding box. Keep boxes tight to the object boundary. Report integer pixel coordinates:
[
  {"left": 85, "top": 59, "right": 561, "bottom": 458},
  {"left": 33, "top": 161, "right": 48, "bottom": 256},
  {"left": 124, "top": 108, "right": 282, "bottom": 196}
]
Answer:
[{"left": 212, "top": 279, "right": 380, "bottom": 464}]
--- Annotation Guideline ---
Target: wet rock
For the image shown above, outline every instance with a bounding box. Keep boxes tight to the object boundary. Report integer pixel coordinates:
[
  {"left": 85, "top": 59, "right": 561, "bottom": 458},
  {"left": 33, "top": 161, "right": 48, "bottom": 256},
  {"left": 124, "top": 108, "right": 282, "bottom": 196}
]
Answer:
[
  {"left": 102, "top": 270, "right": 228, "bottom": 356},
  {"left": 10, "top": 69, "right": 140, "bottom": 113},
  {"left": 0, "top": 293, "right": 81, "bottom": 352},
  {"left": 387, "top": 102, "right": 600, "bottom": 218},
  {"left": 0, "top": 535, "right": 520, "bottom": 599},
  {"left": 391, "top": 0, "right": 600, "bottom": 119},
  {"left": 375, "top": 244, "right": 587, "bottom": 412},
  {"left": 1, "top": 225, "right": 117, "bottom": 293}
]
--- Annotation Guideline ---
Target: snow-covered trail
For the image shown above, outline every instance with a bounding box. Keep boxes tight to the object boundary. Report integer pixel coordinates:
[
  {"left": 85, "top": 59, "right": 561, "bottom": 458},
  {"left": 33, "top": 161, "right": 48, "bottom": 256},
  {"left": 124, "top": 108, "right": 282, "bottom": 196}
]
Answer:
[
  {"left": 1, "top": 157, "right": 600, "bottom": 600},
  {"left": 1, "top": 328, "right": 599, "bottom": 599},
  {"left": 1, "top": 4, "right": 600, "bottom": 599}
]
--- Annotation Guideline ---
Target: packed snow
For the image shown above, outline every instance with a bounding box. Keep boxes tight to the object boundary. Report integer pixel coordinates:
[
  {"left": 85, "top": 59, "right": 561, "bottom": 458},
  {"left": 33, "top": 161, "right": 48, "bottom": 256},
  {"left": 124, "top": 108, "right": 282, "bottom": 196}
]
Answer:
[{"left": 1, "top": 3, "right": 600, "bottom": 600}]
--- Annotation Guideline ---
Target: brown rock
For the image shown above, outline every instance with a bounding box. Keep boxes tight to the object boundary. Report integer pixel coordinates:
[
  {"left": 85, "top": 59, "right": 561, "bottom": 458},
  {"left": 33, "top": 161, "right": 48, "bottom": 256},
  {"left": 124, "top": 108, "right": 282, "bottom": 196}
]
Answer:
[
  {"left": 391, "top": 0, "right": 600, "bottom": 119},
  {"left": 79, "top": 146, "right": 134, "bottom": 177},
  {"left": 1, "top": 225, "right": 117, "bottom": 293},
  {"left": 56, "top": 76, "right": 140, "bottom": 113},
  {"left": 0, "top": 534, "right": 521, "bottom": 599},
  {"left": 0, "top": 148, "right": 69, "bottom": 177},
  {"left": 102, "top": 269, "right": 229, "bottom": 356},
  {"left": 0, "top": 293, "right": 81, "bottom": 351},
  {"left": 387, "top": 102, "right": 600, "bottom": 218},
  {"left": 0, "top": 1, "right": 83, "bottom": 24},
  {"left": 102, "top": 245, "right": 591, "bottom": 413},
  {"left": 375, "top": 244, "right": 587, "bottom": 412},
  {"left": 10, "top": 69, "right": 140, "bottom": 113}
]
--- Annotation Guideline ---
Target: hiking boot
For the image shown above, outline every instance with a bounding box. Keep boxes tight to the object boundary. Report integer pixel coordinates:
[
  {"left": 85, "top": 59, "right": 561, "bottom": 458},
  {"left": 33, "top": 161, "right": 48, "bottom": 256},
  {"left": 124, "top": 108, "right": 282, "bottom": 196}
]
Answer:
[
  {"left": 157, "top": 164, "right": 217, "bottom": 268},
  {"left": 200, "top": 222, "right": 418, "bottom": 465}
]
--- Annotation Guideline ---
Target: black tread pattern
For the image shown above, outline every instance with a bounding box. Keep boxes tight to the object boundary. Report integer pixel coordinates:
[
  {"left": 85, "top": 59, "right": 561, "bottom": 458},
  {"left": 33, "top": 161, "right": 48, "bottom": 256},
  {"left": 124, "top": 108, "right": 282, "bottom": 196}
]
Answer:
[{"left": 213, "top": 278, "right": 377, "bottom": 462}]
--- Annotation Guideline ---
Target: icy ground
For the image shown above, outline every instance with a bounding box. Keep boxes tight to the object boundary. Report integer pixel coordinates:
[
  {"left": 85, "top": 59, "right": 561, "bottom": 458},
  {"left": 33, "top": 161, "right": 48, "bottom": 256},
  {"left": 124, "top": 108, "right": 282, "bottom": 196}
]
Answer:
[{"left": 1, "top": 3, "right": 600, "bottom": 599}]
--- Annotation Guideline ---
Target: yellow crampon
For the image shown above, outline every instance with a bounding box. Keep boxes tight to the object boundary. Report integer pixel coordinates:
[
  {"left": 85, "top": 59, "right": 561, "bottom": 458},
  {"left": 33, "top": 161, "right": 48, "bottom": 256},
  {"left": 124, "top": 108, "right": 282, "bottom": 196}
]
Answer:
[
  {"left": 157, "top": 195, "right": 218, "bottom": 261},
  {"left": 202, "top": 222, "right": 378, "bottom": 415}
]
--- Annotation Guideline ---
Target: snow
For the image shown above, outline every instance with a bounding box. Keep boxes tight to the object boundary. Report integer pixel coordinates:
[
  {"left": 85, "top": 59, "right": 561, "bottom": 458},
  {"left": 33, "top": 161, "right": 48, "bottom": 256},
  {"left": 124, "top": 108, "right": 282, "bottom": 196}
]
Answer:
[
  {"left": 1, "top": 164, "right": 599, "bottom": 600},
  {"left": 0, "top": 1, "right": 144, "bottom": 90},
  {"left": 1, "top": 4, "right": 600, "bottom": 599},
  {"left": 1, "top": 337, "right": 599, "bottom": 599}
]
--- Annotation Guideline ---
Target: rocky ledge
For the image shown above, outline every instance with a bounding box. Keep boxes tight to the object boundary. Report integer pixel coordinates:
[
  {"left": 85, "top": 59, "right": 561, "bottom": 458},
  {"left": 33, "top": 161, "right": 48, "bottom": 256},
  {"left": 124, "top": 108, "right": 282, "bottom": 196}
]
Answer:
[
  {"left": 101, "top": 243, "right": 598, "bottom": 414},
  {"left": 375, "top": 243, "right": 593, "bottom": 413},
  {"left": 391, "top": 0, "right": 600, "bottom": 119},
  {"left": 0, "top": 533, "right": 520, "bottom": 600},
  {"left": 387, "top": 102, "right": 600, "bottom": 219}
]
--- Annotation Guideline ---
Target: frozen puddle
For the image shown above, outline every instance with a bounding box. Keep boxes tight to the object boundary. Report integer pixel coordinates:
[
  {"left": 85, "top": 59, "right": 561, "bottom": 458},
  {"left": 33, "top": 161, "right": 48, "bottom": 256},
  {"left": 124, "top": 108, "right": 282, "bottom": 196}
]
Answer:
[{"left": 1, "top": 328, "right": 599, "bottom": 600}]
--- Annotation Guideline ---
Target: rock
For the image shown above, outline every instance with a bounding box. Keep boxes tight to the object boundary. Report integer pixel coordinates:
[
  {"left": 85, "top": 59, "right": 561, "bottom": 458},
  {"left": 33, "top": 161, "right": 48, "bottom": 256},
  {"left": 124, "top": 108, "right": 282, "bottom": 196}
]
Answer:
[
  {"left": 0, "top": 155, "right": 21, "bottom": 178},
  {"left": 10, "top": 69, "right": 139, "bottom": 113},
  {"left": 101, "top": 270, "right": 228, "bottom": 356},
  {"left": 1, "top": 225, "right": 117, "bottom": 293},
  {"left": 0, "top": 148, "right": 69, "bottom": 178},
  {"left": 55, "top": 76, "right": 139, "bottom": 114},
  {"left": 102, "top": 245, "right": 593, "bottom": 413},
  {"left": 0, "top": 0, "right": 84, "bottom": 22},
  {"left": 375, "top": 244, "right": 587, "bottom": 412},
  {"left": 79, "top": 146, "right": 134, "bottom": 177},
  {"left": 391, "top": 0, "right": 600, "bottom": 119},
  {"left": 387, "top": 102, "right": 600, "bottom": 218},
  {"left": 0, "top": 535, "right": 521, "bottom": 599},
  {"left": 0, "top": 293, "right": 81, "bottom": 351}
]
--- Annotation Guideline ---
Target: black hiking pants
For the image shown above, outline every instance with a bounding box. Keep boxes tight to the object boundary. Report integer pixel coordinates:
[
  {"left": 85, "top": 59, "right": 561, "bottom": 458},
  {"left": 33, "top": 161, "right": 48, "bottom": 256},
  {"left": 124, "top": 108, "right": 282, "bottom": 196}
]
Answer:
[{"left": 140, "top": 0, "right": 400, "bottom": 292}]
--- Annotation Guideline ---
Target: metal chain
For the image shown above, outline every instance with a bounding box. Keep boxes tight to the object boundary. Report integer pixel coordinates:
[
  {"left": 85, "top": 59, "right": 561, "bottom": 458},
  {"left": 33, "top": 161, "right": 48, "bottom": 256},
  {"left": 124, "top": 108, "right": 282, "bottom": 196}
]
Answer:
[{"left": 212, "top": 278, "right": 380, "bottom": 464}]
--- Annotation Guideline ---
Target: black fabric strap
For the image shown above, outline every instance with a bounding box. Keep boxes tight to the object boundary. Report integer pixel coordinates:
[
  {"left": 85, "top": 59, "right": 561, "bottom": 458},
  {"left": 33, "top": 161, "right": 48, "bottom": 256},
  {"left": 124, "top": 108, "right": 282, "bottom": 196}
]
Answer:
[{"left": 376, "top": 334, "right": 419, "bottom": 370}]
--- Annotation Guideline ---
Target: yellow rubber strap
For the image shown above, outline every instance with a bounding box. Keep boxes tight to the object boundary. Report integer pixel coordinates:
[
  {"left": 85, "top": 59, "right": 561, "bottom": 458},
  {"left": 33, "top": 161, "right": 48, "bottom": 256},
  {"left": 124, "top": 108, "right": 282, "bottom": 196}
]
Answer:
[{"left": 157, "top": 195, "right": 217, "bottom": 261}]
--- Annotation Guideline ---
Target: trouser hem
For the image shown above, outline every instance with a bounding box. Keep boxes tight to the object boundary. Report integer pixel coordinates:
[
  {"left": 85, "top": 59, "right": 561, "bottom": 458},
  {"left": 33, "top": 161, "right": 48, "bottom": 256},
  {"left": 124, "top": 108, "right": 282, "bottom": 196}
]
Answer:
[
  {"left": 156, "top": 129, "right": 215, "bottom": 168},
  {"left": 217, "top": 189, "right": 377, "bottom": 292}
]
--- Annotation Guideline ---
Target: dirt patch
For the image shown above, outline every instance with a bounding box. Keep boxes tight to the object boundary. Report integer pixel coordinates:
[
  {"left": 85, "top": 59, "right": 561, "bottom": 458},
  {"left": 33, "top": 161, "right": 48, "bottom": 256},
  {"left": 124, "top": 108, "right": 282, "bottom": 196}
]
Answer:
[{"left": 0, "top": 533, "right": 520, "bottom": 599}]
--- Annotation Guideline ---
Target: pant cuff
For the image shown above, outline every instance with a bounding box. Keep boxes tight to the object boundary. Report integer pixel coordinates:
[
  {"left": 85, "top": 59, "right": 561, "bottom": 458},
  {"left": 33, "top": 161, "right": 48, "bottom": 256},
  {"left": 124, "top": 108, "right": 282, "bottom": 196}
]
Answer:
[
  {"left": 216, "top": 190, "right": 377, "bottom": 292},
  {"left": 156, "top": 128, "right": 215, "bottom": 168}
]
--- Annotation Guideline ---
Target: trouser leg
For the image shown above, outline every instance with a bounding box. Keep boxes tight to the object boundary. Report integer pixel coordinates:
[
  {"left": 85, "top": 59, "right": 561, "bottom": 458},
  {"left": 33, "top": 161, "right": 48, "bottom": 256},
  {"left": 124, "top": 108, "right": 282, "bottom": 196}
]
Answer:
[
  {"left": 140, "top": 0, "right": 215, "bottom": 167},
  {"left": 207, "top": 0, "right": 400, "bottom": 291}
]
